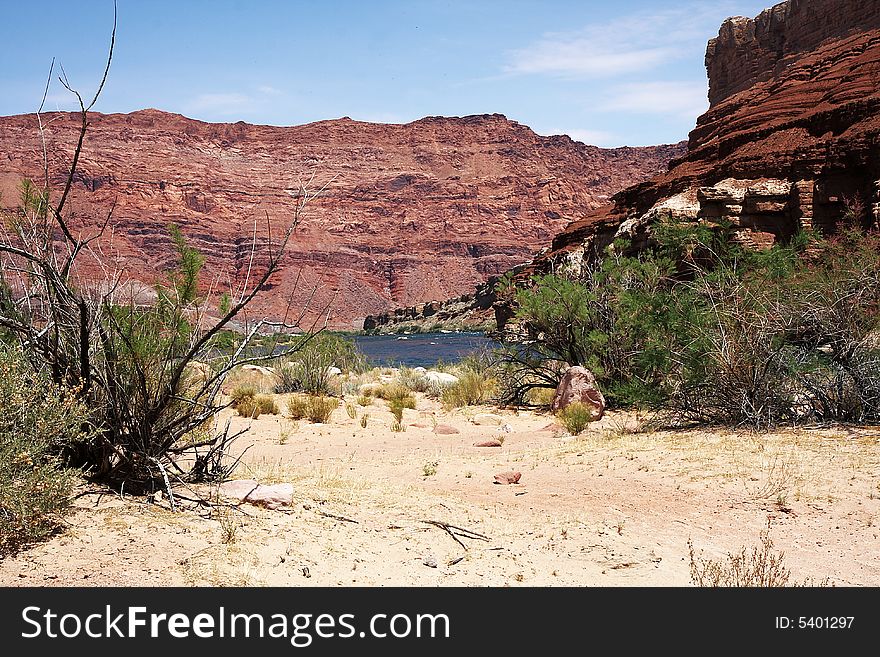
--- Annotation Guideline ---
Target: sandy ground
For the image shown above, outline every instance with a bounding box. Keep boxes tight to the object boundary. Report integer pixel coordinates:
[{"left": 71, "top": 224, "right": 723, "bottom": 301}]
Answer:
[{"left": 2, "top": 388, "right": 879, "bottom": 587}]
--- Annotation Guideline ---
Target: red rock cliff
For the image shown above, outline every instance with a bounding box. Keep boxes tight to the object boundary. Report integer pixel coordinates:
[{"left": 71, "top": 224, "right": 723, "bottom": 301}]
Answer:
[
  {"left": 542, "top": 0, "right": 880, "bottom": 282},
  {"left": 0, "top": 110, "right": 682, "bottom": 329}
]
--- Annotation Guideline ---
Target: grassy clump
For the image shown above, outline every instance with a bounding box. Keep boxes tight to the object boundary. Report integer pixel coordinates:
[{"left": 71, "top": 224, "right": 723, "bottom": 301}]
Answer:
[
  {"left": 378, "top": 383, "right": 416, "bottom": 409},
  {"left": 275, "top": 333, "right": 370, "bottom": 395},
  {"left": 441, "top": 369, "right": 497, "bottom": 409},
  {"left": 255, "top": 394, "right": 279, "bottom": 415},
  {"left": 556, "top": 402, "right": 596, "bottom": 435},
  {"left": 306, "top": 396, "right": 337, "bottom": 423},
  {"left": 287, "top": 395, "right": 309, "bottom": 420},
  {"left": 0, "top": 345, "right": 92, "bottom": 556}
]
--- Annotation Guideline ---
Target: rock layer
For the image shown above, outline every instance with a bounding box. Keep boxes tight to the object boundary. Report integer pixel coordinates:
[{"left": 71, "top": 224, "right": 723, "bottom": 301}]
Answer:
[
  {"left": 0, "top": 110, "right": 682, "bottom": 329},
  {"left": 534, "top": 0, "right": 880, "bottom": 303}
]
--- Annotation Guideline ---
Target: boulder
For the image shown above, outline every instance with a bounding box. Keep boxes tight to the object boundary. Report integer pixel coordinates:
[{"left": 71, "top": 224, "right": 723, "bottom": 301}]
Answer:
[
  {"left": 326, "top": 366, "right": 342, "bottom": 377},
  {"left": 493, "top": 471, "right": 522, "bottom": 485},
  {"left": 433, "top": 424, "right": 460, "bottom": 435},
  {"left": 551, "top": 366, "right": 605, "bottom": 420},
  {"left": 424, "top": 371, "right": 459, "bottom": 387},
  {"left": 474, "top": 440, "right": 503, "bottom": 447},
  {"left": 471, "top": 413, "right": 504, "bottom": 426}
]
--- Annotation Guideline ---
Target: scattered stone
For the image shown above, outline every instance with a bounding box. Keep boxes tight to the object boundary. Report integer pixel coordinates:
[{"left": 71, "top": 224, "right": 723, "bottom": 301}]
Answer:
[
  {"left": 433, "top": 424, "right": 460, "bottom": 435},
  {"left": 412, "top": 366, "right": 427, "bottom": 374},
  {"left": 473, "top": 440, "right": 503, "bottom": 447},
  {"left": 219, "top": 479, "right": 293, "bottom": 510},
  {"left": 493, "top": 471, "right": 522, "bottom": 485},
  {"left": 409, "top": 422, "right": 430, "bottom": 428},
  {"left": 326, "top": 366, "right": 342, "bottom": 376},
  {"left": 471, "top": 413, "right": 503, "bottom": 425},
  {"left": 551, "top": 366, "right": 605, "bottom": 420},
  {"left": 422, "top": 555, "right": 438, "bottom": 568}
]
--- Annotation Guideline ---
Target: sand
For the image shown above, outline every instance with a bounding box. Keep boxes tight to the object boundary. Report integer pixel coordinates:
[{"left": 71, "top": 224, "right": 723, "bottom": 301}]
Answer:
[{"left": 2, "top": 390, "right": 878, "bottom": 587}]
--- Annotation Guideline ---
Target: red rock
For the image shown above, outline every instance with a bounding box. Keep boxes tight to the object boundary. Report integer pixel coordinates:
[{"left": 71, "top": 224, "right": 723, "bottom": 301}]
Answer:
[
  {"left": 538, "top": 423, "right": 562, "bottom": 432},
  {"left": 537, "top": 0, "right": 880, "bottom": 267},
  {"left": 551, "top": 366, "right": 605, "bottom": 420},
  {"left": 0, "top": 112, "right": 682, "bottom": 331},
  {"left": 493, "top": 471, "right": 522, "bottom": 485},
  {"left": 409, "top": 422, "right": 430, "bottom": 428},
  {"left": 432, "top": 424, "right": 460, "bottom": 435},
  {"left": 473, "top": 440, "right": 503, "bottom": 447}
]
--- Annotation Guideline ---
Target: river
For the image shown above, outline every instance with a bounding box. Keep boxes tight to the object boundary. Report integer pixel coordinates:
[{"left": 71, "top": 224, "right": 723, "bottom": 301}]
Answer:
[{"left": 350, "top": 332, "right": 498, "bottom": 368}]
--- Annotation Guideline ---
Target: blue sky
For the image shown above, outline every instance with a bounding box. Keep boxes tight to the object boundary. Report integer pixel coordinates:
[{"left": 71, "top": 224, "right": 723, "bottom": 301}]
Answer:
[{"left": 1, "top": 0, "right": 771, "bottom": 147}]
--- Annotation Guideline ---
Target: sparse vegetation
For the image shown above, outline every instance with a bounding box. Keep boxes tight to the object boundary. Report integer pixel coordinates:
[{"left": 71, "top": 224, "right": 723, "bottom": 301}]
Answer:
[
  {"left": 556, "top": 402, "right": 595, "bottom": 435},
  {"left": 0, "top": 345, "right": 92, "bottom": 556},
  {"left": 688, "top": 522, "right": 830, "bottom": 587},
  {"left": 274, "top": 333, "right": 370, "bottom": 395},
  {"left": 441, "top": 368, "right": 497, "bottom": 409},
  {"left": 306, "top": 396, "right": 338, "bottom": 424},
  {"left": 287, "top": 395, "right": 309, "bottom": 420}
]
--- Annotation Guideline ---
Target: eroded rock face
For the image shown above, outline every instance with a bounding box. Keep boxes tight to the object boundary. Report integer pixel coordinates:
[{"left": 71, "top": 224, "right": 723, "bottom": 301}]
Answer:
[
  {"left": 532, "top": 0, "right": 880, "bottom": 292},
  {"left": 0, "top": 111, "right": 682, "bottom": 329}
]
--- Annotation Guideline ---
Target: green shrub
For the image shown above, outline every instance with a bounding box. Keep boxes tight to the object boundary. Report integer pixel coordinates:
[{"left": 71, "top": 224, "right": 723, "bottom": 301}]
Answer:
[
  {"left": 556, "top": 402, "right": 596, "bottom": 435},
  {"left": 441, "top": 369, "right": 496, "bottom": 409},
  {"left": 356, "top": 393, "right": 373, "bottom": 407},
  {"left": 307, "top": 396, "right": 337, "bottom": 423},
  {"left": 0, "top": 346, "right": 92, "bottom": 556},
  {"left": 274, "top": 333, "right": 370, "bottom": 395}
]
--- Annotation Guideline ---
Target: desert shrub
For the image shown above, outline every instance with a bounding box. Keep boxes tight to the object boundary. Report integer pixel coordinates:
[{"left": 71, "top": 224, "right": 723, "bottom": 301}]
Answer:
[
  {"left": 236, "top": 397, "right": 261, "bottom": 419},
  {"left": 441, "top": 369, "right": 497, "bottom": 409},
  {"left": 525, "top": 386, "right": 556, "bottom": 407},
  {"left": 688, "top": 522, "right": 829, "bottom": 587},
  {"left": 230, "top": 385, "right": 257, "bottom": 409},
  {"left": 0, "top": 345, "right": 92, "bottom": 556},
  {"left": 287, "top": 395, "right": 309, "bottom": 420},
  {"left": 306, "top": 396, "right": 337, "bottom": 423},
  {"left": 274, "top": 333, "right": 370, "bottom": 395},
  {"left": 377, "top": 383, "right": 416, "bottom": 408},
  {"left": 556, "top": 402, "right": 596, "bottom": 435},
  {"left": 255, "top": 394, "right": 279, "bottom": 415},
  {"left": 356, "top": 393, "right": 373, "bottom": 407}
]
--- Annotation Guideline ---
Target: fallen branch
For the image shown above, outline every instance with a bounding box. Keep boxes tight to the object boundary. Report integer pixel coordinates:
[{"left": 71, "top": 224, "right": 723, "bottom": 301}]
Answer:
[{"left": 422, "top": 520, "right": 490, "bottom": 550}]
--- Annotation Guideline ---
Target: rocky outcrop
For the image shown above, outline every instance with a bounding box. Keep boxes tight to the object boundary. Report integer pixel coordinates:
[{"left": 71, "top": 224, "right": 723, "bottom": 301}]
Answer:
[
  {"left": 533, "top": 0, "right": 880, "bottom": 298},
  {"left": 707, "top": 0, "right": 880, "bottom": 105},
  {"left": 0, "top": 110, "right": 683, "bottom": 330}
]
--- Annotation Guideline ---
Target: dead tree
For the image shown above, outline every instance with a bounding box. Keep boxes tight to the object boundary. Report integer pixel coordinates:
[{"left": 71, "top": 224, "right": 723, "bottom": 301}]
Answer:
[{"left": 0, "top": 3, "right": 328, "bottom": 490}]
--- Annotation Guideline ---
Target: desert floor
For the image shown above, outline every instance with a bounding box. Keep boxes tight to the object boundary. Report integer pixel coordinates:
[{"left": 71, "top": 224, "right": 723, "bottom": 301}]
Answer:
[{"left": 2, "top": 387, "right": 879, "bottom": 587}]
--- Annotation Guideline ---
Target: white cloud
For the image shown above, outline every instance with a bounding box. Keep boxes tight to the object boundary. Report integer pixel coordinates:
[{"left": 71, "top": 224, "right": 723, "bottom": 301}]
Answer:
[
  {"left": 599, "top": 81, "right": 709, "bottom": 118},
  {"left": 185, "top": 92, "right": 255, "bottom": 116},
  {"left": 504, "top": 4, "right": 732, "bottom": 79},
  {"left": 257, "top": 85, "right": 282, "bottom": 96}
]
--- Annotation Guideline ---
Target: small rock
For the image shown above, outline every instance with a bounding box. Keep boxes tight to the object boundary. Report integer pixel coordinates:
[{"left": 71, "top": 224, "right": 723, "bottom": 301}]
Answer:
[
  {"left": 472, "top": 413, "right": 504, "bottom": 425},
  {"left": 473, "top": 440, "right": 503, "bottom": 447},
  {"left": 433, "top": 424, "right": 460, "bottom": 435},
  {"left": 424, "top": 371, "right": 459, "bottom": 387},
  {"left": 538, "top": 422, "right": 562, "bottom": 432},
  {"left": 493, "top": 471, "right": 522, "bottom": 485},
  {"left": 551, "top": 366, "right": 605, "bottom": 420},
  {"left": 422, "top": 555, "right": 438, "bottom": 568},
  {"left": 410, "top": 422, "right": 430, "bottom": 428}
]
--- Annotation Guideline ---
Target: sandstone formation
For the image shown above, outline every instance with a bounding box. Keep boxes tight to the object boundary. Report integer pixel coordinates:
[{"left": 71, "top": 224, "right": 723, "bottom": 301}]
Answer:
[
  {"left": 0, "top": 110, "right": 682, "bottom": 330},
  {"left": 413, "top": 0, "right": 880, "bottom": 338},
  {"left": 546, "top": 0, "right": 880, "bottom": 270}
]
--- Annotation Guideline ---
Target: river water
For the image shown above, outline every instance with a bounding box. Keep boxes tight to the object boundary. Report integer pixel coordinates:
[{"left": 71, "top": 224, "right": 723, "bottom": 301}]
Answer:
[{"left": 350, "top": 332, "right": 498, "bottom": 368}]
